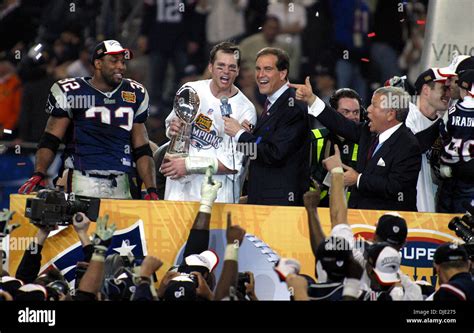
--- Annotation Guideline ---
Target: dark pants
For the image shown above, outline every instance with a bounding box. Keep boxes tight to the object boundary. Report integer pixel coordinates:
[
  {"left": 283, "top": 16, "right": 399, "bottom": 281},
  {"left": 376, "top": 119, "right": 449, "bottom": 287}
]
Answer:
[{"left": 437, "top": 178, "right": 474, "bottom": 213}]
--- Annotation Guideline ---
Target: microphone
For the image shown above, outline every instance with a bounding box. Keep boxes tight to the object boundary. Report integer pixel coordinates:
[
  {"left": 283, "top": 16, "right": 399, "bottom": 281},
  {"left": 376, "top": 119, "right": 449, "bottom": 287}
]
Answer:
[{"left": 220, "top": 96, "right": 232, "bottom": 117}]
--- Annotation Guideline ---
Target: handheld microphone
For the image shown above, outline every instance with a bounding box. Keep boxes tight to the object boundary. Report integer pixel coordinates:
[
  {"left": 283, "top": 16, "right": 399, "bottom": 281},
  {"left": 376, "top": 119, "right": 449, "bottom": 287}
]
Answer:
[{"left": 220, "top": 96, "right": 232, "bottom": 117}]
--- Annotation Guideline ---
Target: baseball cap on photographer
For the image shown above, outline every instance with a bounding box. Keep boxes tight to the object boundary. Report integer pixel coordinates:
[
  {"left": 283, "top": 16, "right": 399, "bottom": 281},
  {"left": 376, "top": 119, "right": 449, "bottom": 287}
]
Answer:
[
  {"left": 15, "top": 283, "right": 48, "bottom": 301},
  {"left": 316, "top": 236, "right": 352, "bottom": 282},
  {"left": 367, "top": 243, "right": 401, "bottom": 286},
  {"left": 375, "top": 212, "right": 408, "bottom": 247},
  {"left": 163, "top": 275, "right": 198, "bottom": 301},
  {"left": 91, "top": 40, "right": 132, "bottom": 64},
  {"left": 433, "top": 242, "right": 468, "bottom": 265},
  {"left": 0, "top": 276, "right": 23, "bottom": 298},
  {"left": 182, "top": 250, "right": 219, "bottom": 275}
]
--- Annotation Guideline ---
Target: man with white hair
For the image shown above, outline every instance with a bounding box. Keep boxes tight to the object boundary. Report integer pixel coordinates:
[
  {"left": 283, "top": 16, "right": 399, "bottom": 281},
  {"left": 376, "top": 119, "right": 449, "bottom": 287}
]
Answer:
[{"left": 289, "top": 78, "right": 421, "bottom": 211}]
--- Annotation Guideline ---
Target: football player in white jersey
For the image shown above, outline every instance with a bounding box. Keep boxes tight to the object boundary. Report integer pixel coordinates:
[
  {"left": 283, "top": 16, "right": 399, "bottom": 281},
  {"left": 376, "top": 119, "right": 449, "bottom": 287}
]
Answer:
[
  {"left": 161, "top": 42, "right": 257, "bottom": 203},
  {"left": 405, "top": 68, "right": 451, "bottom": 212}
]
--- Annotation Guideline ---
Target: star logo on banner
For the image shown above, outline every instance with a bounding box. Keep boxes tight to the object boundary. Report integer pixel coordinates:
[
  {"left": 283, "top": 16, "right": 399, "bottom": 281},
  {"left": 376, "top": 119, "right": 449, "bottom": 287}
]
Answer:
[{"left": 113, "top": 240, "right": 136, "bottom": 256}]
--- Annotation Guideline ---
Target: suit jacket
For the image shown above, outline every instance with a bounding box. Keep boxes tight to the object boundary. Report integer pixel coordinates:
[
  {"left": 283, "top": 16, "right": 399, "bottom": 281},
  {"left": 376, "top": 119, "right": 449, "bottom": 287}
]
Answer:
[
  {"left": 238, "top": 88, "right": 310, "bottom": 206},
  {"left": 317, "top": 105, "right": 421, "bottom": 211}
]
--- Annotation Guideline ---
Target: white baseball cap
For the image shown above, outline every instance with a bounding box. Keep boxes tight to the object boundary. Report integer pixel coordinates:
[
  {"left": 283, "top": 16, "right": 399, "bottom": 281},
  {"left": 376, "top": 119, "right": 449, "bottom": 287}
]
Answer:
[
  {"left": 368, "top": 244, "right": 401, "bottom": 286},
  {"left": 438, "top": 54, "right": 473, "bottom": 77},
  {"left": 91, "top": 40, "right": 132, "bottom": 63},
  {"left": 184, "top": 250, "right": 219, "bottom": 273}
]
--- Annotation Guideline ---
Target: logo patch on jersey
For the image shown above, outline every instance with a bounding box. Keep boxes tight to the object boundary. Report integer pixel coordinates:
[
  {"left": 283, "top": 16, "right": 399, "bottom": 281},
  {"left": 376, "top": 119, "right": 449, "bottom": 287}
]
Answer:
[
  {"left": 190, "top": 125, "right": 222, "bottom": 151},
  {"left": 121, "top": 91, "right": 136, "bottom": 103},
  {"left": 207, "top": 108, "right": 214, "bottom": 115},
  {"left": 195, "top": 114, "right": 213, "bottom": 131}
]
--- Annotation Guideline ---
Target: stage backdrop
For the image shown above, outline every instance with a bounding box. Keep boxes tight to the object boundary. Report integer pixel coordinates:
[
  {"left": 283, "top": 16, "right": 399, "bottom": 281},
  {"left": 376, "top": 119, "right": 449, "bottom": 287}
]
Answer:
[{"left": 7, "top": 194, "right": 460, "bottom": 300}]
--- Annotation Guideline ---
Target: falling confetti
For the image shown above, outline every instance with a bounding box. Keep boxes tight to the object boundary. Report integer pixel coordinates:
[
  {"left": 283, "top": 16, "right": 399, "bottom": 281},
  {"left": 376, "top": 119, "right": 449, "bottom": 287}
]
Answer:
[
  {"left": 417, "top": 20, "right": 426, "bottom": 25},
  {"left": 315, "top": 11, "right": 319, "bottom": 17},
  {"left": 17, "top": 162, "right": 26, "bottom": 166},
  {"left": 258, "top": 26, "right": 262, "bottom": 30},
  {"left": 3, "top": 129, "right": 12, "bottom": 134},
  {"left": 361, "top": 58, "right": 370, "bottom": 63},
  {"left": 0, "top": 145, "right": 6, "bottom": 154},
  {"left": 367, "top": 32, "right": 376, "bottom": 38},
  {"left": 400, "top": 19, "right": 405, "bottom": 22}
]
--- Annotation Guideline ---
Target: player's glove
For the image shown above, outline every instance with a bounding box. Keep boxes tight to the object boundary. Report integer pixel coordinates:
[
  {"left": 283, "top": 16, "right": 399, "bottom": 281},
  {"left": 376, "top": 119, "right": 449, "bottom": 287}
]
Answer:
[
  {"left": 199, "top": 167, "right": 222, "bottom": 214},
  {"left": 144, "top": 187, "right": 159, "bottom": 200},
  {"left": 18, "top": 172, "right": 46, "bottom": 194},
  {"left": 91, "top": 215, "right": 116, "bottom": 257},
  {"left": 0, "top": 209, "right": 19, "bottom": 238}
]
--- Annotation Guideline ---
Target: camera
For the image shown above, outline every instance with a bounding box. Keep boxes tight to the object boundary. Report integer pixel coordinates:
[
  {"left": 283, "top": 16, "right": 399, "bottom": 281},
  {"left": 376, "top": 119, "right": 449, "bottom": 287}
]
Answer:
[
  {"left": 237, "top": 272, "right": 250, "bottom": 296},
  {"left": 183, "top": 273, "right": 199, "bottom": 288},
  {"left": 448, "top": 208, "right": 474, "bottom": 260},
  {"left": 25, "top": 189, "right": 100, "bottom": 226}
]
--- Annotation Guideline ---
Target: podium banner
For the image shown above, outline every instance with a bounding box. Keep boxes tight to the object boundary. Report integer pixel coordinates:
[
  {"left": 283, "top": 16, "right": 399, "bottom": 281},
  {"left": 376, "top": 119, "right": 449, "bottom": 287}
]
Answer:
[{"left": 7, "top": 194, "right": 460, "bottom": 299}]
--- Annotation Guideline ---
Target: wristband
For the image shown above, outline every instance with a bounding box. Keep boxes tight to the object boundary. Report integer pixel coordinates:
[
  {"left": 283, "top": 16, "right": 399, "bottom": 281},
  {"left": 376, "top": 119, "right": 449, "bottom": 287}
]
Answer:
[
  {"left": 91, "top": 253, "right": 106, "bottom": 262},
  {"left": 135, "top": 276, "right": 152, "bottom": 285},
  {"left": 331, "top": 167, "right": 344, "bottom": 174},
  {"left": 199, "top": 205, "right": 211, "bottom": 214},
  {"left": 224, "top": 243, "right": 239, "bottom": 261},
  {"left": 185, "top": 156, "right": 218, "bottom": 174},
  {"left": 342, "top": 278, "right": 361, "bottom": 299},
  {"left": 93, "top": 245, "right": 107, "bottom": 257}
]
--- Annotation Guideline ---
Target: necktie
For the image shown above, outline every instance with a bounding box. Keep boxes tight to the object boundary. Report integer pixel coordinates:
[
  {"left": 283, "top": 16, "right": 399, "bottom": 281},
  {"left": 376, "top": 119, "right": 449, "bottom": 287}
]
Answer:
[
  {"left": 260, "top": 98, "right": 270, "bottom": 121},
  {"left": 367, "top": 135, "right": 379, "bottom": 160}
]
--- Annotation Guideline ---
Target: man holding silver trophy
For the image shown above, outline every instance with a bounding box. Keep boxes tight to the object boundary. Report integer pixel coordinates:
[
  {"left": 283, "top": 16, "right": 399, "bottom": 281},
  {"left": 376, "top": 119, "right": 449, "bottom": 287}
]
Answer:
[{"left": 161, "top": 42, "right": 257, "bottom": 203}]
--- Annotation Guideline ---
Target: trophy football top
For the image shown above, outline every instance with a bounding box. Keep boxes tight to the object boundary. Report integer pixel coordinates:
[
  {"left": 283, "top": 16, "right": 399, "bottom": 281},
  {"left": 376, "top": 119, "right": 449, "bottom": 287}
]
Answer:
[{"left": 174, "top": 86, "right": 200, "bottom": 123}]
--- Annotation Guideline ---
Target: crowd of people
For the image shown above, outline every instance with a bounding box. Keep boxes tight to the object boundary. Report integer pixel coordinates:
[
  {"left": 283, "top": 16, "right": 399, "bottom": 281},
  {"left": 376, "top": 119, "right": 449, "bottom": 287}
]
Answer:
[{"left": 0, "top": 0, "right": 473, "bottom": 303}]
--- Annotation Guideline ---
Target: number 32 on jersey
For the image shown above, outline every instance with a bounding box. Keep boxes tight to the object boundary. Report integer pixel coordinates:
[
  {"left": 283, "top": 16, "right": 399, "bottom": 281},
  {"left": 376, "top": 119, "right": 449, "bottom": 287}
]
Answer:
[{"left": 85, "top": 106, "right": 134, "bottom": 131}]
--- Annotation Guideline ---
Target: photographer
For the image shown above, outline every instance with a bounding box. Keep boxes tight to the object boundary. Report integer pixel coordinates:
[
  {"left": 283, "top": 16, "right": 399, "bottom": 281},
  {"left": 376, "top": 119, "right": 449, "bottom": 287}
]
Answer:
[
  {"left": 235, "top": 271, "right": 258, "bottom": 301},
  {"left": 431, "top": 242, "right": 474, "bottom": 301},
  {"left": 15, "top": 223, "right": 56, "bottom": 284},
  {"left": 130, "top": 256, "right": 163, "bottom": 301},
  {"left": 160, "top": 167, "right": 222, "bottom": 301},
  {"left": 74, "top": 215, "right": 116, "bottom": 301}
]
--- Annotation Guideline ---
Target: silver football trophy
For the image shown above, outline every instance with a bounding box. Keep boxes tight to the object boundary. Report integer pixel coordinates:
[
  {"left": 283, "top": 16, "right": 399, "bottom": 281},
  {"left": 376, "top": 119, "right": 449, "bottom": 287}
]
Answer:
[{"left": 166, "top": 86, "right": 200, "bottom": 157}]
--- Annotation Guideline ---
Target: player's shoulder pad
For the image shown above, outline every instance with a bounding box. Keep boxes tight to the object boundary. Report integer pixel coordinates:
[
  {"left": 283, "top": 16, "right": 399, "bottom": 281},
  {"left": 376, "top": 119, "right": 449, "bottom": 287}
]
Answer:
[
  {"left": 123, "top": 78, "right": 148, "bottom": 98},
  {"left": 51, "top": 77, "right": 84, "bottom": 96},
  {"left": 448, "top": 104, "right": 457, "bottom": 115}
]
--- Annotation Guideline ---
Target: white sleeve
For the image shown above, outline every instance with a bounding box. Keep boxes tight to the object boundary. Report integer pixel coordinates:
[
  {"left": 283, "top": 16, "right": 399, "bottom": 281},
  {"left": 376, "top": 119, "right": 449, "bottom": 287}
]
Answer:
[
  {"left": 308, "top": 97, "right": 326, "bottom": 118},
  {"left": 405, "top": 104, "right": 418, "bottom": 134},
  {"left": 400, "top": 272, "right": 423, "bottom": 300}
]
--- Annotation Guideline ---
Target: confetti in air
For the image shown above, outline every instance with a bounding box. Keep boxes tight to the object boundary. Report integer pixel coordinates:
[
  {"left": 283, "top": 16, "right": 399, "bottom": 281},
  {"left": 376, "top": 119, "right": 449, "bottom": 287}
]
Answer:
[
  {"left": 3, "top": 129, "right": 12, "bottom": 134},
  {"left": 361, "top": 58, "right": 370, "bottom": 63},
  {"left": 367, "top": 32, "right": 376, "bottom": 38}
]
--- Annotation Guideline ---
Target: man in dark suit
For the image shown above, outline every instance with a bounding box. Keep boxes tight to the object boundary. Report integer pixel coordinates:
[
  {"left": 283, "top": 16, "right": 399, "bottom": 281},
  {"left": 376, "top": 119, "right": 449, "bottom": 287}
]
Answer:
[
  {"left": 224, "top": 47, "right": 310, "bottom": 206},
  {"left": 289, "top": 77, "right": 421, "bottom": 211}
]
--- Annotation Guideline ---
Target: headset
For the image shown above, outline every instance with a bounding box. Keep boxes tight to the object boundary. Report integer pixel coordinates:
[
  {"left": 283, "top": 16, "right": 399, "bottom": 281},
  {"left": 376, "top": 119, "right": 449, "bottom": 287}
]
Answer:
[{"left": 329, "top": 88, "right": 367, "bottom": 122}]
